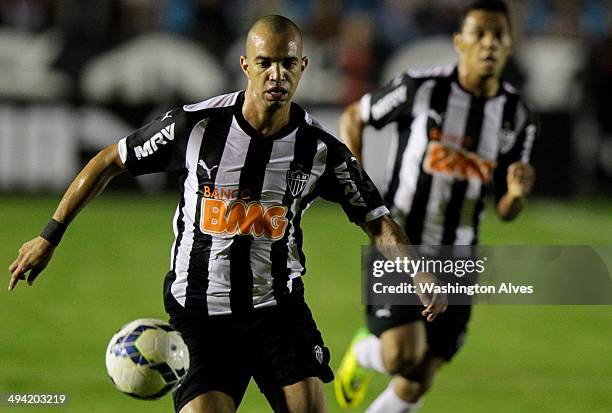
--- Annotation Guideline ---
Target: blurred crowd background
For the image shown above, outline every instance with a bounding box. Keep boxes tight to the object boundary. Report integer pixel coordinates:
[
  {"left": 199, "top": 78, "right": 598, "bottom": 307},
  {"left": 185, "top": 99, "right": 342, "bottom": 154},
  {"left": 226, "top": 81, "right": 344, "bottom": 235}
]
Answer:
[{"left": 0, "top": 0, "right": 611, "bottom": 197}]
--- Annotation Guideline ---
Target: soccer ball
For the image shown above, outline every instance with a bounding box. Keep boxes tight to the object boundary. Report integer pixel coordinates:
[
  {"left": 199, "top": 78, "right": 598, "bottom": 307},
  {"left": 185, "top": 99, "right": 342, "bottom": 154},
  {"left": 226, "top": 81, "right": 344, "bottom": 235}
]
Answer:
[{"left": 105, "top": 318, "right": 190, "bottom": 399}]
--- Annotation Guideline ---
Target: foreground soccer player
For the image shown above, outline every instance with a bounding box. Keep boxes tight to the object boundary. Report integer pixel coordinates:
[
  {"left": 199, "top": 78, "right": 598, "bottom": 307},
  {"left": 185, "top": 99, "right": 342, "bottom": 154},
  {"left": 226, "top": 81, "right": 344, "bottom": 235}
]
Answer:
[
  {"left": 8, "top": 15, "right": 446, "bottom": 413},
  {"left": 335, "top": 1, "right": 536, "bottom": 412}
]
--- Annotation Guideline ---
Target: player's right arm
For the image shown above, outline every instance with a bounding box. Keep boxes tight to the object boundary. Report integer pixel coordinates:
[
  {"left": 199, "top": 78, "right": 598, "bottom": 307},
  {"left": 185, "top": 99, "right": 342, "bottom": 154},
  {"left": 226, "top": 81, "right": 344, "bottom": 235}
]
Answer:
[
  {"left": 8, "top": 144, "right": 126, "bottom": 291},
  {"left": 339, "top": 72, "right": 414, "bottom": 161},
  {"left": 9, "top": 108, "right": 189, "bottom": 291},
  {"left": 338, "top": 102, "right": 366, "bottom": 163}
]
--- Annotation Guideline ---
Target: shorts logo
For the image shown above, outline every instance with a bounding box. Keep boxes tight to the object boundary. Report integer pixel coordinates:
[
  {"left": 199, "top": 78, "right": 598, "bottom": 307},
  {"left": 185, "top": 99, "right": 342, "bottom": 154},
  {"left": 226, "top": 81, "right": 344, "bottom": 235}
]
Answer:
[
  {"left": 375, "top": 304, "right": 392, "bottom": 318},
  {"left": 200, "top": 198, "right": 288, "bottom": 240},
  {"left": 286, "top": 170, "right": 310, "bottom": 197},
  {"left": 134, "top": 123, "right": 175, "bottom": 160},
  {"left": 313, "top": 345, "right": 324, "bottom": 364}
]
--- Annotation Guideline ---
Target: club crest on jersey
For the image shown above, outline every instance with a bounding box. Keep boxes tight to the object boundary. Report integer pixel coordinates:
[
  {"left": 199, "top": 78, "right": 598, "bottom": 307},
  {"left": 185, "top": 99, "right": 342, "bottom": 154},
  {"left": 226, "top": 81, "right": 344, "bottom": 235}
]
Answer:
[
  {"left": 499, "top": 128, "right": 516, "bottom": 154},
  {"left": 286, "top": 170, "right": 310, "bottom": 197}
]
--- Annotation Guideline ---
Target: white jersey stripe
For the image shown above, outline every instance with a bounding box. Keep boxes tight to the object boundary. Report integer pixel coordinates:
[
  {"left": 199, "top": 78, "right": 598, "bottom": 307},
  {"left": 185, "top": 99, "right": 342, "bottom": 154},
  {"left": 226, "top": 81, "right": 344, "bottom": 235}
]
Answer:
[
  {"left": 389, "top": 80, "right": 436, "bottom": 213},
  {"left": 454, "top": 96, "right": 506, "bottom": 245},
  {"left": 171, "top": 119, "right": 208, "bottom": 306},
  {"left": 521, "top": 124, "right": 536, "bottom": 163},
  {"left": 204, "top": 118, "right": 252, "bottom": 315},
  {"left": 249, "top": 131, "right": 299, "bottom": 309},
  {"left": 423, "top": 84, "right": 470, "bottom": 244},
  {"left": 392, "top": 114, "right": 429, "bottom": 214},
  {"left": 183, "top": 91, "right": 239, "bottom": 112}
]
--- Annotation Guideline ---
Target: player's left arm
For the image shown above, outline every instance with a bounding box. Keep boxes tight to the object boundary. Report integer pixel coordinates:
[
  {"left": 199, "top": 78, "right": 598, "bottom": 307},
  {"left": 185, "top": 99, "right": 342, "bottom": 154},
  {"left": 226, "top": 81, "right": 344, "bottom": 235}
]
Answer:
[
  {"left": 496, "top": 161, "right": 535, "bottom": 220},
  {"left": 317, "top": 138, "right": 447, "bottom": 320},
  {"left": 360, "top": 216, "right": 448, "bottom": 321},
  {"left": 495, "top": 107, "right": 538, "bottom": 221}
]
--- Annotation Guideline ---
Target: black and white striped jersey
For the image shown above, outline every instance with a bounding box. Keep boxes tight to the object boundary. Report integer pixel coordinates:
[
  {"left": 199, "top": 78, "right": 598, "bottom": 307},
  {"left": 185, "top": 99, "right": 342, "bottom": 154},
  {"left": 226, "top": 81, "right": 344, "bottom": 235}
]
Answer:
[
  {"left": 360, "top": 65, "right": 537, "bottom": 246},
  {"left": 117, "top": 91, "right": 388, "bottom": 315}
]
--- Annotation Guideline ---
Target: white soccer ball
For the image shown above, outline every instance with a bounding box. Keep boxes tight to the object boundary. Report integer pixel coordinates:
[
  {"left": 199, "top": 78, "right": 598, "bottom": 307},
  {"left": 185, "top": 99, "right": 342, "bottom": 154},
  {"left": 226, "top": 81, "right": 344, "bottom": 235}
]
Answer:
[{"left": 105, "top": 318, "right": 190, "bottom": 399}]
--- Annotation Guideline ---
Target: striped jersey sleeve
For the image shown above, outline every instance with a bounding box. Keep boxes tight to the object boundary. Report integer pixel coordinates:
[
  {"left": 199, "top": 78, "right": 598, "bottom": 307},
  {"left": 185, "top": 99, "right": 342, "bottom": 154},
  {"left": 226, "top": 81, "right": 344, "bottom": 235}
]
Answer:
[
  {"left": 117, "top": 108, "right": 190, "bottom": 176},
  {"left": 317, "top": 134, "right": 389, "bottom": 224},
  {"left": 360, "top": 72, "right": 417, "bottom": 129},
  {"left": 493, "top": 100, "right": 538, "bottom": 201}
]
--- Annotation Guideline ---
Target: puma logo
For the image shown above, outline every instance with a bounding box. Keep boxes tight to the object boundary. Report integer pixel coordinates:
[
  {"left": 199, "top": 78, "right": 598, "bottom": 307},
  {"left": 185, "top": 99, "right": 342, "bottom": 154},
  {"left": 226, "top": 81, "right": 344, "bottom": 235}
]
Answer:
[{"left": 198, "top": 160, "right": 218, "bottom": 179}]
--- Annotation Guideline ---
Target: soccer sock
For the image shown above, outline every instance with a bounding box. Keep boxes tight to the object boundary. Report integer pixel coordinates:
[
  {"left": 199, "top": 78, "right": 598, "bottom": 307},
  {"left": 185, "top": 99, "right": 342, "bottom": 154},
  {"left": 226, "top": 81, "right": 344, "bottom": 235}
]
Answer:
[
  {"left": 354, "top": 335, "right": 387, "bottom": 374},
  {"left": 365, "top": 381, "right": 422, "bottom": 413}
]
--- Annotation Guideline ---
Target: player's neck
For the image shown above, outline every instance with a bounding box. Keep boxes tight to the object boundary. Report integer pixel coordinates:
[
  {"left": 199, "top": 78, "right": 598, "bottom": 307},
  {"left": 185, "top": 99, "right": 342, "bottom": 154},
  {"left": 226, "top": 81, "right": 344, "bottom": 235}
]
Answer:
[
  {"left": 242, "top": 93, "right": 291, "bottom": 137},
  {"left": 457, "top": 65, "right": 500, "bottom": 98}
]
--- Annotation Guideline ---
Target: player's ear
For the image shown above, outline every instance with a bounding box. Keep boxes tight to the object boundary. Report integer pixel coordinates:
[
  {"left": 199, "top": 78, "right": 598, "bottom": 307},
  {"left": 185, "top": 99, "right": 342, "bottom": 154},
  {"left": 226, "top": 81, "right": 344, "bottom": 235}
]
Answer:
[
  {"left": 453, "top": 32, "right": 463, "bottom": 54},
  {"left": 240, "top": 56, "right": 249, "bottom": 77},
  {"left": 301, "top": 56, "right": 308, "bottom": 72}
]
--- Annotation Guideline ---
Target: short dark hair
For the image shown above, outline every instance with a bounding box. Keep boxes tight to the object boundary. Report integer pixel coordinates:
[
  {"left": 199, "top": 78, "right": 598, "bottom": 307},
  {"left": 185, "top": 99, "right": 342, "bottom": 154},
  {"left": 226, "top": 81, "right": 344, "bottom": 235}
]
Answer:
[
  {"left": 459, "top": 0, "right": 511, "bottom": 31},
  {"left": 251, "top": 15, "right": 302, "bottom": 43}
]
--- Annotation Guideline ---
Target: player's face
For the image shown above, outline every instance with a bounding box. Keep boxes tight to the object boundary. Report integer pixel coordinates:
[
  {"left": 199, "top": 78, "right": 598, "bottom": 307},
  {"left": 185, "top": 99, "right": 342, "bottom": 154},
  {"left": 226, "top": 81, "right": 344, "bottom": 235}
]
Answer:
[
  {"left": 455, "top": 10, "right": 512, "bottom": 79},
  {"left": 241, "top": 30, "right": 308, "bottom": 109}
]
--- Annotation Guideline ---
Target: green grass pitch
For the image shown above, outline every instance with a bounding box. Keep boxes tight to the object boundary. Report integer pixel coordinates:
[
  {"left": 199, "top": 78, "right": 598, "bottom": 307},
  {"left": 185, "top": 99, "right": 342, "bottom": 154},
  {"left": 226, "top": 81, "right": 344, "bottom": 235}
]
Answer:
[{"left": 0, "top": 194, "right": 610, "bottom": 412}]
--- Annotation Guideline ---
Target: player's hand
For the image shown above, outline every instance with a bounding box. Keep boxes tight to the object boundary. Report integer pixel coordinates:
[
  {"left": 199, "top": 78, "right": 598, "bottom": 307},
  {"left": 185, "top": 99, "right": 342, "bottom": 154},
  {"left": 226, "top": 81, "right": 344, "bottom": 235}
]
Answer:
[
  {"left": 506, "top": 162, "right": 535, "bottom": 198},
  {"left": 413, "top": 272, "right": 448, "bottom": 322},
  {"left": 8, "top": 237, "right": 55, "bottom": 291}
]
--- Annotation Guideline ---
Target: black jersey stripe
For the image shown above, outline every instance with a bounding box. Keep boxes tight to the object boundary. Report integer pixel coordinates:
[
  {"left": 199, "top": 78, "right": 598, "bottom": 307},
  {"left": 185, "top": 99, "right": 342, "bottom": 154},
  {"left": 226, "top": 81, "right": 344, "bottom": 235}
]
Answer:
[
  {"left": 384, "top": 116, "right": 411, "bottom": 206},
  {"left": 405, "top": 77, "right": 452, "bottom": 243},
  {"left": 471, "top": 186, "right": 486, "bottom": 245},
  {"left": 229, "top": 135, "right": 275, "bottom": 314},
  {"left": 270, "top": 123, "right": 318, "bottom": 302},
  {"left": 293, "top": 191, "right": 319, "bottom": 272},
  {"left": 470, "top": 94, "right": 518, "bottom": 245},
  {"left": 501, "top": 93, "right": 520, "bottom": 132},
  {"left": 171, "top": 172, "right": 188, "bottom": 272},
  {"left": 441, "top": 97, "right": 486, "bottom": 244},
  {"left": 185, "top": 113, "right": 232, "bottom": 314}
]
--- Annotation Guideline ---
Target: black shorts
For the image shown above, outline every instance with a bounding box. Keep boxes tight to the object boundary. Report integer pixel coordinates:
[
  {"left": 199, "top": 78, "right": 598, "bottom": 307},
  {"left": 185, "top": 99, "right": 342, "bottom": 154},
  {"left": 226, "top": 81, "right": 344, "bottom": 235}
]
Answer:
[
  {"left": 168, "top": 283, "right": 334, "bottom": 412},
  {"left": 366, "top": 304, "right": 471, "bottom": 361}
]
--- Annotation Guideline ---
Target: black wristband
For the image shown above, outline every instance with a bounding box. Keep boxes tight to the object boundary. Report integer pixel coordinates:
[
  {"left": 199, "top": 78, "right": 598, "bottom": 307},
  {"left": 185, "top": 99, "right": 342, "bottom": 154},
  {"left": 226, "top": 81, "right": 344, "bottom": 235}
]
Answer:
[{"left": 40, "top": 219, "right": 67, "bottom": 247}]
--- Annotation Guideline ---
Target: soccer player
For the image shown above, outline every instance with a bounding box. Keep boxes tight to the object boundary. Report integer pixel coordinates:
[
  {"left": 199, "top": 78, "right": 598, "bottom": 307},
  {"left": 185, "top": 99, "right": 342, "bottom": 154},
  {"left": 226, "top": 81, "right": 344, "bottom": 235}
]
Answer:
[
  {"left": 8, "top": 15, "right": 446, "bottom": 413},
  {"left": 335, "top": 1, "right": 537, "bottom": 412}
]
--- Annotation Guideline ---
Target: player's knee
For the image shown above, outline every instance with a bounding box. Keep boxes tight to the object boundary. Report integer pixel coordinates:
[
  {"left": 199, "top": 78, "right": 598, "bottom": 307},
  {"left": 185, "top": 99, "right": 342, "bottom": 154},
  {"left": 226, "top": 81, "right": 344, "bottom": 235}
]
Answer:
[
  {"left": 179, "top": 392, "right": 235, "bottom": 413},
  {"left": 281, "top": 377, "right": 326, "bottom": 413},
  {"left": 381, "top": 343, "right": 427, "bottom": 376},
  {"left": 400, "top": 358, "right": 442, "bottom": 399},
  {"left": 393, "top": 377, "right": 422, "bottom": 403}
]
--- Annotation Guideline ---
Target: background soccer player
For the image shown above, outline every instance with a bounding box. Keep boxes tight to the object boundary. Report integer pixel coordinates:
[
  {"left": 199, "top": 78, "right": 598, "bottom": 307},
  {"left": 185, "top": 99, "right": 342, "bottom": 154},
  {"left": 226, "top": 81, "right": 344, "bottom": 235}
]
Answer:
[
  {"left": 8, "top": 15, "right": 446, "bottom": 413},
  {"left": 335, "top": 1, "right": 536, "bottom": 412}
]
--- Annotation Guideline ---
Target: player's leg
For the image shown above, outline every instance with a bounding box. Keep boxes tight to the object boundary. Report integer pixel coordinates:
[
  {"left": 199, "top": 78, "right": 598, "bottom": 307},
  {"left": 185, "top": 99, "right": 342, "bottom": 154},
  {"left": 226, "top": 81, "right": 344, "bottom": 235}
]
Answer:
[
  {"left": 395, "top": 355, "right": 446, "bottom": 401},
  {"left": 168, "top": 309, "right": 252, "bottom": 413},
  {"left": 253, "top": 282, "right": 334, "bottom": 413},
  {"left": 262, "top": 377, "right": 327, "bottom": 413},
  {"left": 282, "top": 377, "right": 327, "bottom": 412},
  {"left": 378, "top": 322, "right": 428, "bottom": 376},
  {"left": 365, "top": 355, "right": 445, "bottom": 413},
  {"left": 366, "top": 305, "right": 472, "bottom": 412},
  {"left": 179, "top": 391, "right": 236, "bottom": 413},
  {"left": 335, "top": 305, "right": 425, "bottom": 409}
]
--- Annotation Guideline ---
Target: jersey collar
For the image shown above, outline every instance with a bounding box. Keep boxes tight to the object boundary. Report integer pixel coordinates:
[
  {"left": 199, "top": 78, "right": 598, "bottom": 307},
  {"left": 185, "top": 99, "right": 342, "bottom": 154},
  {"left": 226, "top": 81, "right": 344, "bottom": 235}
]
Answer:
[{"left": 233, "top": 90, "right": 305, "bottom": 140}]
